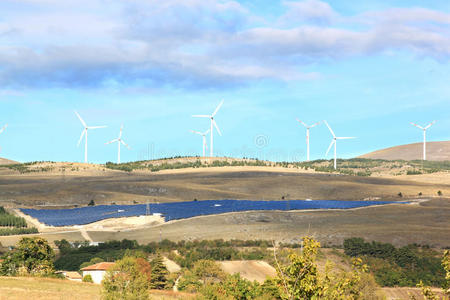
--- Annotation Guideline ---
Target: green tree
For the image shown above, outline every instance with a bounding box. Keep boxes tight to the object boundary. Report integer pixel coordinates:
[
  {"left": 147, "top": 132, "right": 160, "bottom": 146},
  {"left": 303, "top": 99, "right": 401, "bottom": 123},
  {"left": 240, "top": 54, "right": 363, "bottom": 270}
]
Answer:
[
  {"left": 273, "top": 236, "right": 370, "bottom": 300},
  {"left": 192, "top": 259, "right": 225, "bottom": 284},
  {"left": 55, "top": 239, "right": 72, "bottom": 254},
  {"left": 149, "top": 253, "right": 169, "bottom": 289},
  {"left": 101, "top": 256, "right": 150, "bottom": 300},
  {"left": 0, "top": 237, "right": 55, "bottom": 276}
]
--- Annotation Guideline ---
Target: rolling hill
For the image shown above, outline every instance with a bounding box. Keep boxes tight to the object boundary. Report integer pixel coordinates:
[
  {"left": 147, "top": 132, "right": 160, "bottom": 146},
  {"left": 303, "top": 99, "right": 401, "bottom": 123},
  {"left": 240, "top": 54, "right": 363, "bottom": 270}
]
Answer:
[
  {"left": 359, "top": 141, "right": 450, "bottom": 161},
  {"left": 0, "top": 157, "right": 18, "bottom": 165}
]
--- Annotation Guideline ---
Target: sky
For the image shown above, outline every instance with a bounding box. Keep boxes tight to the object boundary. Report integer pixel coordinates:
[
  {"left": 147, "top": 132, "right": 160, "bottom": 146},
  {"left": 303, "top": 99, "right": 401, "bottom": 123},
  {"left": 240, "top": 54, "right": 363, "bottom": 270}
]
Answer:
[{"left": 0, "top": 0, "right": 449, "bottom": 163}]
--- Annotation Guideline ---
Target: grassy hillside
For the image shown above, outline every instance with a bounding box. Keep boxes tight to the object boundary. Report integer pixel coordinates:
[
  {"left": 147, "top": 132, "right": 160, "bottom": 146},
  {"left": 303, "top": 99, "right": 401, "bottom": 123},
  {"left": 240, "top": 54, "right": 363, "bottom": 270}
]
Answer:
[
  {"left": 0, "top": 157, "right": 18, "bottom": 165},
  {"left": 0, "top": 162, "right": 448, "bottom": 206},
  {"left": 0, "top": 277, "right": 194, "bottom": 300},
  {"left": 359, "top": 141, "right": 450, "bottom": 161}
]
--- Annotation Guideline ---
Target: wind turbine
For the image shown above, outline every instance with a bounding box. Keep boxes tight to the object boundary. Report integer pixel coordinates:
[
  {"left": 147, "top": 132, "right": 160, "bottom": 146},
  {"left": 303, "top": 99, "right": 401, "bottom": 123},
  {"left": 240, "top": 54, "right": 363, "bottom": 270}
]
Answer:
[
  {"left": 191, "top": 129, "right": 210, "bottom": 157},
  {"left": 296, "top": 119, "right": 320, "bottom": 161},
  {"left": 106, "top": 125, "right": 131, "bottom": 164},
  {"left": 410, "top": 121, "right": 435, "bottom": 160},
  {"left": 75, "top": 111, "right": 107, "bottom": 163},
  {"left": 192, "top": 100, "right": 223, "bottom": 157},
  {"left": 324, "top": 120, "right": 356, "bottom": 170}
]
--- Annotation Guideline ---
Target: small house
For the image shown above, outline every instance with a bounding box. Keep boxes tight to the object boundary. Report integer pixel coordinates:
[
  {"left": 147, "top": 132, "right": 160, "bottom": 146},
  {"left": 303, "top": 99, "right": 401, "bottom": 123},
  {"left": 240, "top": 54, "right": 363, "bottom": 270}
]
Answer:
[{"left": 80, "top": 262, "right": 115, "bottom": 284}]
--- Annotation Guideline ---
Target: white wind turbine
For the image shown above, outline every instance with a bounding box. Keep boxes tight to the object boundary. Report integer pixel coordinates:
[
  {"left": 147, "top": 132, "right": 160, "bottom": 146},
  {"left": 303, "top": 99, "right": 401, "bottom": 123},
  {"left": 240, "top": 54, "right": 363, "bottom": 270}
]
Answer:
[
  {"left": 75, "top": 111, "right": 107, "bottom": 163},
  {"left": 191, "top": 129, "right": 210, "bottom": 157},
  {"left": 324, "top": 120, "right": 356, "bottom": 170},
  {"left": 410, "top": 121, "right": 435, "bottom": 160},
  {"left": 192, "top": 100, "right": 223, "bottom": 157},
  {"left": 106, "top": 125, "right": 131, "bottom": 164},
  {"left": 296, "top": 119, "right": 320, "bottom": 161}
]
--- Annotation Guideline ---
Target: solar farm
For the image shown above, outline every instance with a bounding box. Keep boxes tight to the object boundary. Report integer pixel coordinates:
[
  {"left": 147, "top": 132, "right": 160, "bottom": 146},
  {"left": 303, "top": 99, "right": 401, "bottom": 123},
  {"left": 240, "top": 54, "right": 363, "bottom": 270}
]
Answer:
[{"left": 20, "top": 199, "right": 399, "bottom": 227}]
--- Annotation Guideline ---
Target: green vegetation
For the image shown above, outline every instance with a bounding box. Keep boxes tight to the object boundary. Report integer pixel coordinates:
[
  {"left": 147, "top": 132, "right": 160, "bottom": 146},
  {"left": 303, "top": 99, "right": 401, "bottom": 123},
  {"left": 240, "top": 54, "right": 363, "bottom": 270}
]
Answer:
[
  {"left": 105, "top": 157, "right": 269, "bottom": 172},
  {"left": 2, "top": 236, "right": 450, "bottom": 299},
  {"left": 83, "top": 274, "right": 93, "bottom": 283},
  {"left": 344, "top": 238, "right": 447, "bottom": 288},
  {"left": 0, "top": 237, "right": 55, "bottom": 276},
  {"left": 149, "top": 253, "right": 169, "bottom": 289},
  {"left": 0, "top": 227, "right": 38, "bottom": 235},
  {"left": 103, "top": 157, "right": 450, "bottom": 178},
  {"left": 54, "top": 238, "right": 272, "bottom": 271},
  {"left": 102, "top": 256, "right": 151, "bottom": 300},
  {"left": 2, "top": 161, "right": 54, "bottom": 173},
  {"left": 0, "top": 206, "right": 38, "bottom": 236}
]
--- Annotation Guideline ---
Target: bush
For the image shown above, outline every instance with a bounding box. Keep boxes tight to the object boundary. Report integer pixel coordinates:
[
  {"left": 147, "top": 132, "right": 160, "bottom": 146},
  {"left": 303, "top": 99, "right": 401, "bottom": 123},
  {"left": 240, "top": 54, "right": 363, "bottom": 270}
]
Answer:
[
  {"left": 82, "top": 274, "right": 93, "bottom": 283},
  {"left": 102, "top": 256, "right": 150, "bottom": 300}
]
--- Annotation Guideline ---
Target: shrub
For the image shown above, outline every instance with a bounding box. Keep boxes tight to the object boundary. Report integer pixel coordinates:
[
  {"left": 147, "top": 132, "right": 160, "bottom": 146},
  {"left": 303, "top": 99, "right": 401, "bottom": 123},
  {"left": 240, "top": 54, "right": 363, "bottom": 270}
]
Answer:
[
  {"left": 82, "top": 274, "right": 93, "bottom": 283},
  {"left": 102, "top": 256, "right": 150, "bottom": 300}
]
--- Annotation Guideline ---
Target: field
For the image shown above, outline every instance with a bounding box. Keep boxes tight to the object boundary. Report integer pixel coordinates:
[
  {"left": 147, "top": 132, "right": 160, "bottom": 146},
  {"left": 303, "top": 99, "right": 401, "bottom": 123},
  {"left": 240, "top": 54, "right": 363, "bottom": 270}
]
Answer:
[
  {"left": 0, "top": 277, "right": 194, "bottom": 300},
  {"left": 359, "top": 141, "right": 450, "bottom": 161},
  {"left": 0, "top": 273, "right": 444, "bottom": 300},
  {"left": 0, "top": 157, "right": 449, "bottom": 249}
]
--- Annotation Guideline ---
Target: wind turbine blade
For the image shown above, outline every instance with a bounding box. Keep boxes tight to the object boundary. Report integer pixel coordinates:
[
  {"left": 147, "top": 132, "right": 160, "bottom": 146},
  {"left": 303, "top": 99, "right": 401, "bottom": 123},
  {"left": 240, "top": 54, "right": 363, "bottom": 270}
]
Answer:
[
  {"left": 325, "top": 140, "right": 335, "bottom": 156},
  {"left": 119, "top": 124, "right": 123, "bottom": 138},
  {"left": 74, "top": 111, "right": 87, "bottom": 127},
  {"left": 410, "top": 122, "right": 424, "bottom": 130},
  {"left": 203, "top": 129, "right": 210, "bottom": 135},
  {"left": 191, "top": 130, "right": 202, "bottom": 135},
  {"left": 337, "top": 137, "right": 356, "bottom": 139},
  {"left": 296, "top": 118, "right": 307, "bottom": 127},
  {"left": 121, "top": 140, "right": 131, "bottom": 149},
  {"left": 212, "top": 100, "right": 224, "bottom": 117},
  {"left": 105, "top": 139, "right": 118, "bottom": 145},
  {"left": 88, "top": 125, "right": 107, "bottom": 129},
  {"left": 323, "top": 120, "right": 336, "bottom": 137},
  {"left": 77, "top": 130, "right": 86, "bottom": 147},
  {"left": 310, "top": 121, "right": 321, "bottom": 128},
  {"left": 192, "top": 115, "right": 210, "bottom": 118},
  {"left": 424, "top": 120, "right": 436, "bottom": 129},
  {"left": 213, "top": 120, "right": 222, "bottom": 136}
]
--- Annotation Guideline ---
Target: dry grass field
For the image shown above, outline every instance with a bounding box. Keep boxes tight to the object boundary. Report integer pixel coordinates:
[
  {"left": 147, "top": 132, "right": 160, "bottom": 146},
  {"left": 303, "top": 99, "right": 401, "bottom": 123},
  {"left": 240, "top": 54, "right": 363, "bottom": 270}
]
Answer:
[
  {"left": 0, "top": 277, "right": 195, "bottom": 300},
  {"left": 359, "top": 141, "right": 450, "bottom": 161},
  {"left": 1, "top": 165, "right": 449, "bottom": 206},
  {"left": 0, "top": 158, "right": 449, "bottom": 249}
]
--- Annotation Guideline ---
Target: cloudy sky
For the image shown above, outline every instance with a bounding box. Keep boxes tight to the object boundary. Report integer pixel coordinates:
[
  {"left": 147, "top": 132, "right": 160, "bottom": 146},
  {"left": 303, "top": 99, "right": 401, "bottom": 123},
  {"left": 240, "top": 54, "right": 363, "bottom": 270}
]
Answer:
[{"left": 0, "top": 0, "right": 449, "bottom": 163}]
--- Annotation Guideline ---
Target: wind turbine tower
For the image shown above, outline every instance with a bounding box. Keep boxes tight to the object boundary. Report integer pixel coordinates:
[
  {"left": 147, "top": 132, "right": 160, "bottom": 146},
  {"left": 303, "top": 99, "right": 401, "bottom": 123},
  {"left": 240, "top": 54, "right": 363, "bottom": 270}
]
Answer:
[
  {"left": 296, "top": 119, "right": 320, "bottom": 161},
  {"left": 192, "top": 100, "right": 223, "bottom": 157},
  {"left": 410, "top": 121, "right": 435, "bottom": 160},
  {"left": 324, "top": 120, "right": 356, "bottom": 170},
  {"left": 191, "top": 129, "right": 210, "bottom": 157},
  {"left": 75, "top": 111, "right": 107, "bottom": 163},
  {"left": 106, "top": 125, "right": 131, "bottom": 164}
]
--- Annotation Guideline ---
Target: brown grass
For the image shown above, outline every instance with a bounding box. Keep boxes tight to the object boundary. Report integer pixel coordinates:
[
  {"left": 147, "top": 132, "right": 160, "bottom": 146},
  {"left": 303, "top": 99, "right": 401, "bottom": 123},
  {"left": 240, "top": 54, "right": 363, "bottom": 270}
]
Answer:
[
  {"left": 0, "top": 277, "right": 196, "bottom": 300},
  {"left": 0, "top": 276, "right": 100, "bottom": 300},
  {"left": 359, "top": 141, "right": 450, "bottom": 161}
]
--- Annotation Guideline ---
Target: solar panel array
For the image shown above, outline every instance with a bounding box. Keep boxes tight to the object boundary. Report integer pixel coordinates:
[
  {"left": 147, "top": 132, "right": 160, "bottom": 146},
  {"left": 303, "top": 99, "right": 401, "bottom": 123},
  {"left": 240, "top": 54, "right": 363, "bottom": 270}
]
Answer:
[{"left": 20, "top": 199, "right": 398, "bottom": 226}]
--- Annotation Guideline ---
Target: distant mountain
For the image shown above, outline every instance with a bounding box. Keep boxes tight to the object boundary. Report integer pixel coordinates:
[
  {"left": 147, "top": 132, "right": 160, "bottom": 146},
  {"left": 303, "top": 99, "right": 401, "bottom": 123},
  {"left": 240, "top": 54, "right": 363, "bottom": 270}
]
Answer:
[
  {"left": 359, "top": 141, "right": 450, "bottom": 161},
  {"left": 0, "top": 157, "right": 18, "bottom": 165}
]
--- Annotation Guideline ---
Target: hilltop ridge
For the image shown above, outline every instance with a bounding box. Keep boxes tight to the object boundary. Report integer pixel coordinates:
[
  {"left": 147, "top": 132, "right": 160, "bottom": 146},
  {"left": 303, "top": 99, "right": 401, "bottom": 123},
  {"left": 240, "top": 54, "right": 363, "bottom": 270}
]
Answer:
[{"left": 359, "top": 141, "right": 450, "bottom": 161}]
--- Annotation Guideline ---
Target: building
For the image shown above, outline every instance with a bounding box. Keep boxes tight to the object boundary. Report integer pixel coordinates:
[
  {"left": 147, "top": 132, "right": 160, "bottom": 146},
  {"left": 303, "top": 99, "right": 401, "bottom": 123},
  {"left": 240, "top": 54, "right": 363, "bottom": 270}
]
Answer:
[
  {"left": 55, "top": 270, "right": 83, "bottom": 282},
  {"left": 80, "top": 262, "right": 115, "bottom": 284}
]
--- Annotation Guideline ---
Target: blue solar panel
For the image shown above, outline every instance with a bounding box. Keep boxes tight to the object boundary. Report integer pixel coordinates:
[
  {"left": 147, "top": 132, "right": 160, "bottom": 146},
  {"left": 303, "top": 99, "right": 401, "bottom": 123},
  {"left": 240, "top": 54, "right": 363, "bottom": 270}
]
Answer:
[{"left": 20, "top": 199, "right": 402, "bottom": 226}]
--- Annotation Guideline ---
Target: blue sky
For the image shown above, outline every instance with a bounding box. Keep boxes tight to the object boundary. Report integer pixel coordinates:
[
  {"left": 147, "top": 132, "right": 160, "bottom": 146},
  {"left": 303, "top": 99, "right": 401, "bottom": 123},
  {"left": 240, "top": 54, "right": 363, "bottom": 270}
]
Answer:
[{"left": 0, "top": 0, "right": 449, "bottom": 163}]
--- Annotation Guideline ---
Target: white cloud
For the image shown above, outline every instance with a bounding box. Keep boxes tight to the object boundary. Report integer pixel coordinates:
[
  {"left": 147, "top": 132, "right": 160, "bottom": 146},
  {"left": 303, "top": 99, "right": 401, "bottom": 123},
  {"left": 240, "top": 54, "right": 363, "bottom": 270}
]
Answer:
[
  {"left": 0, "top": 0, "right": 448, "bottom": 89},
  {"left": 281, "top": 0, "right": 338, "bottom": 25}
]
